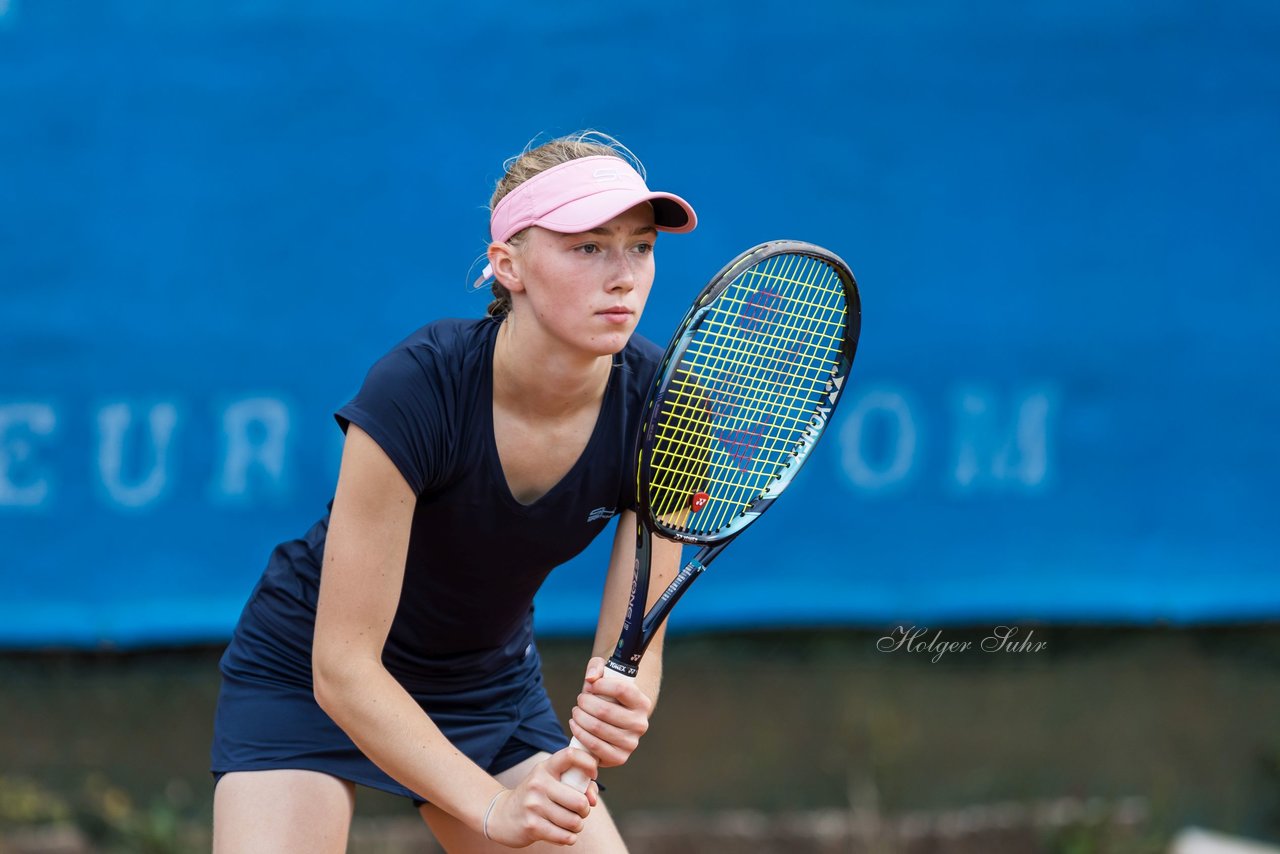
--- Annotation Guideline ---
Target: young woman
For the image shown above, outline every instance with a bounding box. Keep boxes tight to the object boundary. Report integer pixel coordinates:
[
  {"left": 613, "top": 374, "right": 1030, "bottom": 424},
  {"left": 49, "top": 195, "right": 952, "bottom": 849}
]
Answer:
[{"left": 210, "top": 131, "right": 697, "bottom": 852}]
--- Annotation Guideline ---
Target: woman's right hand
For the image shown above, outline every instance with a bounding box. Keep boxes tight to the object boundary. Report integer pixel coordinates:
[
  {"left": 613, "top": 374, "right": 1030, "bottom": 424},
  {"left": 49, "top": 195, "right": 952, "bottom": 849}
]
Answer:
[{"left": 484, "top": 747, "right": 600, "bottom": 847}]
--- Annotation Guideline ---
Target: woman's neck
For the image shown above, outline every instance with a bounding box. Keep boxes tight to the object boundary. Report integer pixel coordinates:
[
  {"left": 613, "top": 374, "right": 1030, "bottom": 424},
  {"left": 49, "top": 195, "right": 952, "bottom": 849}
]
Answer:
[{"left": 492, "top": 316, "right": 614, "bottom": 419}]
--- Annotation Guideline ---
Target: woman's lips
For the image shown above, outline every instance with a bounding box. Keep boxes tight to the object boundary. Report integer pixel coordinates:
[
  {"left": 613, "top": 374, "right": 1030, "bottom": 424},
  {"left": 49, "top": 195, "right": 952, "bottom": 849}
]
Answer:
[{"left": 597, "top": 307, "right": 634, "bottom": 324}]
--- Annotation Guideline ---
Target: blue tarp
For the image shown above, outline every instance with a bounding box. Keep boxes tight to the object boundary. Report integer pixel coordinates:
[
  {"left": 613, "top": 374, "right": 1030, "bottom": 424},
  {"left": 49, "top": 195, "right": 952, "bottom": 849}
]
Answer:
[{"left": 1, "top": 0, "right": 1277, "bottom": 647}]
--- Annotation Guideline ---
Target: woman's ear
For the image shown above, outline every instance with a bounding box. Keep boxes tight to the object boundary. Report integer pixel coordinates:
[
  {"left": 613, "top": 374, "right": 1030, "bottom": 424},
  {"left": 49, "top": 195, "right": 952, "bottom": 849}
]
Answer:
[{"left": 487, "top": 241, "right": 525, "bottom": 294}]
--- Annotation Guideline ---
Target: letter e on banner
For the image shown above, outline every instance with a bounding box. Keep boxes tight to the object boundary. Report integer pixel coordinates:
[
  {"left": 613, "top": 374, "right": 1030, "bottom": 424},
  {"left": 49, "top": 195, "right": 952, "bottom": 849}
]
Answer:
[{"left": 0, "top": 403, "right": 56, "bottom": 508}]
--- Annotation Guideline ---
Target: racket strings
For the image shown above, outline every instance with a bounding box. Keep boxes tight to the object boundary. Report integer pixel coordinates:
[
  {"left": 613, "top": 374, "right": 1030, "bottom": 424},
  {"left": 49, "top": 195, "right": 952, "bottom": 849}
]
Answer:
[
  {"left": 647, "top": 252, "right": 848, "bottom": 535},
  {"left": 651, "top": 311, "right": 839, "bottom": 493},
  {"left": 655, "top": 254, "right": 836, "bottom": 474},
  {"left": 662, "top": 310, "right": 843, "bottom": 429},
  {"left": 651, "top": 338, "right": 837, "bottom": 526},
  {"left": 686, "top": 255, "right": 844, "bottom": 533}
]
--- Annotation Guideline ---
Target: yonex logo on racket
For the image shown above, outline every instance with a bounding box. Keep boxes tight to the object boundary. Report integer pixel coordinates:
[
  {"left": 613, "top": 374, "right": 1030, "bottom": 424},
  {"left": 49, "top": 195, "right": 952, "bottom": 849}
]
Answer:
[{"left": 690, "top": 492, "right": 710, "bottom": 512}]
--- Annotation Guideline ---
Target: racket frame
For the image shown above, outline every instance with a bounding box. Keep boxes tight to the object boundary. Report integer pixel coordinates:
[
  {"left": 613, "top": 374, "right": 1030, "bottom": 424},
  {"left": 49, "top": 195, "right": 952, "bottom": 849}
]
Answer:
[{"left": 605, "top": 240, "right": 861, "bottom": 678}]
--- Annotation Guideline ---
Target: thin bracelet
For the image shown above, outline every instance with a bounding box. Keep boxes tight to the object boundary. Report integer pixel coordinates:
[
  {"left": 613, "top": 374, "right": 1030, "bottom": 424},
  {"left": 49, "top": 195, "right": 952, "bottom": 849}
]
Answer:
[{"left": 482, "top": 789, "right": 506, "bottom": 841}]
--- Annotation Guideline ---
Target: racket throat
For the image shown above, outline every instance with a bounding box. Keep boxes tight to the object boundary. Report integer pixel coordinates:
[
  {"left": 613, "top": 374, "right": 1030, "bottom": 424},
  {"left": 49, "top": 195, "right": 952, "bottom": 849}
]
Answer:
[
  {"left": 609, "top": 524, "right": 656, "bottom": 677},
  {"left": 607, "top": 542, "right": 725, "bottom": 677}
]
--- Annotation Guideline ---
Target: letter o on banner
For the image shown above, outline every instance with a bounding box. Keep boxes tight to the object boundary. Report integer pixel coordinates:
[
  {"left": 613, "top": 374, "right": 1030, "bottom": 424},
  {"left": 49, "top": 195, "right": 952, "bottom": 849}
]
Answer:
[{"left": 839, "top": 388, "right": 917, "bottom": 492}]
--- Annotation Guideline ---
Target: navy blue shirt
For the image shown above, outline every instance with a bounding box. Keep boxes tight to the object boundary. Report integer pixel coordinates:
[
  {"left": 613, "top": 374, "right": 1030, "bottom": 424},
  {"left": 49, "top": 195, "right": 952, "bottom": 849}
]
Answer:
[{"left": 221, "top": 317, "right": 662, "bottom": 695}]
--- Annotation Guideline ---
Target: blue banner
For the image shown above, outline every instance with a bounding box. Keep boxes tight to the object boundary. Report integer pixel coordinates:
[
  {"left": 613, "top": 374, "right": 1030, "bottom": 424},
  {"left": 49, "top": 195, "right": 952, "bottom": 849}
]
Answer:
[{"left": 2, "top": 0, "right": 1277, "bottom": 647}]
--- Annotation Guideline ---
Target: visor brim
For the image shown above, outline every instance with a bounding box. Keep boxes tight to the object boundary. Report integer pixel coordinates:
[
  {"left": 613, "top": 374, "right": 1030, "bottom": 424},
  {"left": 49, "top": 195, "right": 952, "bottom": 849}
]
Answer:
[{"left": 532, "top": 189, "right": 698, "bottom": 236}]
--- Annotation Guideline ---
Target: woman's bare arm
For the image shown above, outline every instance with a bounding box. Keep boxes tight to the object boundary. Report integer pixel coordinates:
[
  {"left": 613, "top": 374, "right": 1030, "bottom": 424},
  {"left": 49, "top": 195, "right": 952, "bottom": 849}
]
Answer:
[{"left": 313, "top": 424, "right": 595, "bottom": 844}]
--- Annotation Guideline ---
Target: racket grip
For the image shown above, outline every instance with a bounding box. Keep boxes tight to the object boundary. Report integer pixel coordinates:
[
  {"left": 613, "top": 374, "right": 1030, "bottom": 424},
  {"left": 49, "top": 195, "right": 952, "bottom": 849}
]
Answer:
[
  {"left": 559, "top": 668, "right": 637, "bottom": 793},
  {"left": 561, "top": 737, "right": 593, "bottom": 793}
]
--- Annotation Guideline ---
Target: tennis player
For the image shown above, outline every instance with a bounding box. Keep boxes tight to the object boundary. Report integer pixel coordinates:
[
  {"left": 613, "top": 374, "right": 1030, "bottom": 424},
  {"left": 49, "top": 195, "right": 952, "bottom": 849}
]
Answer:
[{"left": 210, "top": 131, "right": 696, "bottom": 852}]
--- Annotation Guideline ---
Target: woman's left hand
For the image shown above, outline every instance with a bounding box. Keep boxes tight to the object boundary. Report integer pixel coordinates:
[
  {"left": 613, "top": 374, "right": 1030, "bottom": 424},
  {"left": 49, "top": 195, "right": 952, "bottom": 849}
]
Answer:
[{"left": 567, "top": 657, "right": 654, "bottom": 768}]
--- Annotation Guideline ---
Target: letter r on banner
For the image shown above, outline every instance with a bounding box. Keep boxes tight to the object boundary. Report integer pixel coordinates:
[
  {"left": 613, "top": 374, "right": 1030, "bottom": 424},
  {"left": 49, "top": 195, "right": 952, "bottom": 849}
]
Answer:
[{"left": 216, "top": 397, "right": 291, "bottom": 502}]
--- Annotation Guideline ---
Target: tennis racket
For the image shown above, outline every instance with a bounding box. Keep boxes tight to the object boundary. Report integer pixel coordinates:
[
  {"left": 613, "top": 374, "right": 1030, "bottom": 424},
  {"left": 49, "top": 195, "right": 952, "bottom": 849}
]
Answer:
[{"left": 562, "top": 240, "right": 861, "bottom": 791}]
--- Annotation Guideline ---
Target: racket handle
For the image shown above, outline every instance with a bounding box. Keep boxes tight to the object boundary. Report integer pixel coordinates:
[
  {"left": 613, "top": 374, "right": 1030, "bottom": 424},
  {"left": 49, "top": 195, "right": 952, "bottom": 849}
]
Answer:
[
  {"left": 559, "top": 668, "right": 637, "bottom": 793},
  {"left": 560, "top": 738, "right": 593, "bottom": 793}
]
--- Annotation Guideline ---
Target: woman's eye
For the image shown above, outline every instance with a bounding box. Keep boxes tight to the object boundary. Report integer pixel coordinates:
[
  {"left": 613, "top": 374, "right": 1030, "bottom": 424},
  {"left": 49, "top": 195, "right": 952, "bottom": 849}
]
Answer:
[
  {"left": 578, "top": 244, "right": 600, "bottom": 254},
  {"left": 633, "top": 242, "right": 653, "bottom": 255}
]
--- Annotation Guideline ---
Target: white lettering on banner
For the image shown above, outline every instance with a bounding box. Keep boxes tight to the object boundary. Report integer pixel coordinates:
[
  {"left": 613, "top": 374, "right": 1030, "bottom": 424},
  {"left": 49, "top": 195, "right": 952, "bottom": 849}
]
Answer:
[
  {"left": 97, "top": 402, "right": 178, "bottom": 509},
  {"left": 950, "top": 386, "right": 1055, "bottom": 492},
  {"left": 839, "top": 388, "right": 918, "bottom": 492},
  {"left": 215, "top": 397, "right": 290, "bottom": 502},
  {"left": 0, "top": 385, "right": 1058, "bottom": 510},
  {"left": 837, "top": 385, "right": 1058, "bottom": 495},
  {"left": 0, "top": 403, "right": 57, "bottom": 507}
]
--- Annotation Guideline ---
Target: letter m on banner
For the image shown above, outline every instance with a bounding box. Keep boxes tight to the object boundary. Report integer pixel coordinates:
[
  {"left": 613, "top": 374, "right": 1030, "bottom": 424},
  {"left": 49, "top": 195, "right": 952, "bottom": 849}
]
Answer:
[{"left": 950, "top": 385, "right": 1058, "bottom": 493}]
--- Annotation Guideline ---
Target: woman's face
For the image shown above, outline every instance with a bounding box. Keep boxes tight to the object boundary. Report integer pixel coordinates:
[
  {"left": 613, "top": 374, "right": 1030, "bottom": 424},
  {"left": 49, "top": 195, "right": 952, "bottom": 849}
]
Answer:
[{"left": 509, "top": 202, "right": 657, "bottom": 358}]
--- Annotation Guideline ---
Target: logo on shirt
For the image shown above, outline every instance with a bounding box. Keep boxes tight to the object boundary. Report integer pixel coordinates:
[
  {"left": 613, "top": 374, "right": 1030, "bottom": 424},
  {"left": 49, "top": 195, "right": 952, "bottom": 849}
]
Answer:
[{"left": 587, "top": 506, "right": 617, "bottom": 523}]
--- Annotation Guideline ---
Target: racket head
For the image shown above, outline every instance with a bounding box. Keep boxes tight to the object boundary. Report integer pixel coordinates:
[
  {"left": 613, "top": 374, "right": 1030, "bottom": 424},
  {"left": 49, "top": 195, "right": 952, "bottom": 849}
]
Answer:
[{"left": 637, "top": 240, "right": 860, "bottom": 546}]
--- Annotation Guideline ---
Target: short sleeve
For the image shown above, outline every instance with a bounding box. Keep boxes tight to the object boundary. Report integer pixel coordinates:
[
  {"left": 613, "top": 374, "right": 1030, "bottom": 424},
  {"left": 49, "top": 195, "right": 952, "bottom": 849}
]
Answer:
[{"left": 334, "top": 345, "right": 450, "bottom": 497}]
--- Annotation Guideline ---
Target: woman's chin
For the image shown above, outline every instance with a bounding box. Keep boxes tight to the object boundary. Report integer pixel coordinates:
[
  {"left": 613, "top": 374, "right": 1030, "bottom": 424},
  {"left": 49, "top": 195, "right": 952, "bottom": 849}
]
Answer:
[{"left": 583, "top": 329, "right": 634, "bottom": 356}]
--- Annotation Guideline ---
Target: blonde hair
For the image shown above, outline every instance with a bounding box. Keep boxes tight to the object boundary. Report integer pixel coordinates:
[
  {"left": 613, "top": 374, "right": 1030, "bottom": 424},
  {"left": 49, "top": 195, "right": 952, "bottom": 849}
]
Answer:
[{"left": 485, "top": 130, "right": 645, "bottom": 317}]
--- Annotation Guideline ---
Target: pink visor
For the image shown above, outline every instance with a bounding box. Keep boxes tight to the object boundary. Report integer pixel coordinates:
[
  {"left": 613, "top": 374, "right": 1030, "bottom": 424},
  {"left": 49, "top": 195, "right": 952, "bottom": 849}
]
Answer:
[{"left": 489, "top": 155, "right": 697, "bottom": 244}]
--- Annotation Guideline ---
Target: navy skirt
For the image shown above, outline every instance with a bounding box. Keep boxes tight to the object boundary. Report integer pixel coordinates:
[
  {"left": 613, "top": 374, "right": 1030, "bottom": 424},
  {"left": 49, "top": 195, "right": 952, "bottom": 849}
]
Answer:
[{"left": 210, "top": 640, "right": 570, "bottom": 805}]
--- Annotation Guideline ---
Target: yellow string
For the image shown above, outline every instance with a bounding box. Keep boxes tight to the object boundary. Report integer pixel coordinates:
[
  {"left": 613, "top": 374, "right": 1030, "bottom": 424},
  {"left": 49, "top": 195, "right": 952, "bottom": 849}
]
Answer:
[{"left": 646, "top": 252, "right": 848, "bottom": 534}]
